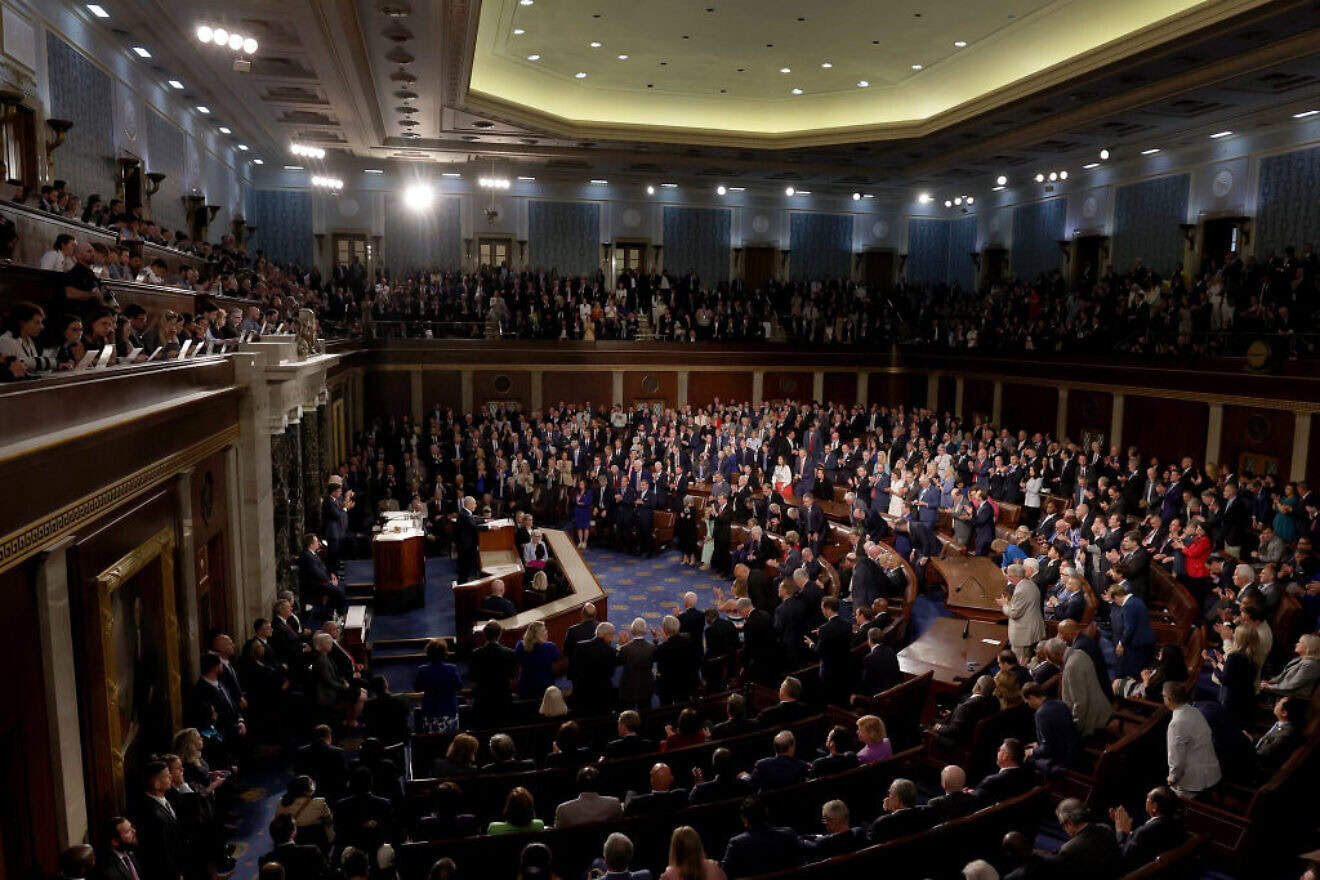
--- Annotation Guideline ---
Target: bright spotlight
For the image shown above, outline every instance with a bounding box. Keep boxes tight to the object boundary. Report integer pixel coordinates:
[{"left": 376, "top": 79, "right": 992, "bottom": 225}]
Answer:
[
  {"left": 716, "top": 185, "right": 727, "bottom": 195},
  {"left": 227, "top": 32, "right": 243, "bottom": 50},
  {"left": 966, "top": 196, "right": 974, "bottom": 204},
  {"left": 917, "top": 193, "right": 931, "bottom": 204},
  {"left": 196, "top": 25, "right": 213, "bottom": 43},
  {"left": 646, "top": 184, "right": 655, "bottom": 195},
  {"left": 243, "top": 37, "right": 258, "bottom": 54},
  {"left": 1035, "top": 173, "right": 1045, "bottom": 183},
  {"left": 944, "top": 200, "right": 952, "bottom": 208},
  {"left": 996, "top": 175, "right": 1007, "bottom": 186},
  {"left": 403, "top": 183, "right": 434, "bottom": 211},
  {"left": 1058, "top": 170, "right": 1068, "bottom": 180},
  {"left": 784, "top": 186, "right": 795, "bottom": 196},
  {"left": 1099, "top": 149, "right": 1110, "bottom": 160},
  {"left": 212, "top": 28, "right": 228, "bottom": 47},
  {"left": 852, "top": 192, "right": 861, "bottom": 200},
  {"left": 1048, "top": 171, "right": 1058, "bottom": 181}
]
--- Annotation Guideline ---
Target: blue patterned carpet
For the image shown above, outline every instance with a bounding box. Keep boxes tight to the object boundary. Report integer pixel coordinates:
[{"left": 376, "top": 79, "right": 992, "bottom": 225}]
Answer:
[{"left": 583, "top": 546, "right": 732, "bottom": 624}]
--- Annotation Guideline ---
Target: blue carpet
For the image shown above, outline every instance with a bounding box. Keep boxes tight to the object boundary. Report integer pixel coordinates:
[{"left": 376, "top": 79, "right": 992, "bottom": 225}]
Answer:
[
  {"left": 345, "top": 556, "right": 458, "bottom": 641},
  {"left": 582, "top": 546, "right": 733, "bottom": 623}
]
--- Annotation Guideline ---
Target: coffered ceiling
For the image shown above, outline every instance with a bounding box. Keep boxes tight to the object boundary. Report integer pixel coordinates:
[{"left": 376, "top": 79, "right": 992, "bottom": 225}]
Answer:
[{"left": 83, "top": 0, "right": 1320, "bottom": 194}]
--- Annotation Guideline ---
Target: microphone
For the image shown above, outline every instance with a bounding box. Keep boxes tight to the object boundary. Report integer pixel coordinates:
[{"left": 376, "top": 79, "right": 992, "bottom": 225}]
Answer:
[{"left": 962, "top": 619, "right": 971, "bottom": 639}]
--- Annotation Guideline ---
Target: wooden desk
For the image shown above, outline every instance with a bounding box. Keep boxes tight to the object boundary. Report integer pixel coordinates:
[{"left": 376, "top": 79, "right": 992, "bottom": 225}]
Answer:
[
  {"left": 454, "top": 520, "right": 525, "bottom": 644},
  {"left": 929, "top": 556, "right": 1008, "bottom": 616},
  {"left": 373, "top": 513, "right": 426, "bottom": 612},
  {"left": 898, "top": 617, "right": 1008, "bottom": 689},
  {"left": 489, "top": 530, "right": 608, "bottom": 648},
  {"left": 343, "top": 604, "right": 371, "bottom": 663}
]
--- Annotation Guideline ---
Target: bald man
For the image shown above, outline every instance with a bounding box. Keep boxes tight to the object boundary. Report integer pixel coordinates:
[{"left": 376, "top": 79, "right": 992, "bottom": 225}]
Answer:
[
  {"left": 676, "top": 590, "right": 705, "bottom": 660},
  {"left": 926, "top": 765, "right": 978, "bottom": 821}
]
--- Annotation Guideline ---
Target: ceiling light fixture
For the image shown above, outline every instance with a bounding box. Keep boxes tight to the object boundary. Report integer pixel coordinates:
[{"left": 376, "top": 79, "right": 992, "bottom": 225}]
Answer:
[
  {"left": 966, "top": 196, "right": 974, "bottom": 204},
  {"left": 519, "top": 0, "right": 533, "bottom": 5},
  {"left": 196, "top": 25, "right": 212, "bottom": 42},
  {"left": 780, "top": 67, "right": 791, "bottom": 73},
  {"left": 365, "top": 169, "right": 385, "bottom": 174},
  {"left": 589, "top": 41, "right": 602, "bottom": 47},
  {"left": 646, "top": 185, "right": 655, "bottom": 194},
  {"left": 729, "top": 186, "right": 745, "bottom": 192},
  {"left": 910, "top": 63, "right": 922, "bottom": 70},
  {"left": 996, "top": 175, "right": 1007, "bottom": 185},
  {"left": 517, "top": 175, "right": 536, "bottom": 181},
  {"left": 212, "top": 28, "right": 227, "bottom": 47},
  {"left": 1058, "top": 171, "right": 1067, "bottom": 180},
  {"left": 237, "top": 144, "right": 249, "bottom": 151},
  {"left": 513, "top": 27, "right": 525, "bottom": 34},
  {"left": 86, "top": 4, "right": 109, "bottom": 17},
  {"left": 227, "top": 32, "right": 243, "bottom": 50},
  {"left": 1141, "top": 148, "right": 1160, "bottom": 155},
  {"left": 991, "top": 185, "right": 1004, "bottom": 191},
  {"left": 1048, "top": 171, "right": 1058, "bottom": 181},
  {"left": 716, "top": 185, "right": 727, "bottom": 195},
  {"left": 1292, "top": 109, "right": 1318, "bottom": 118},
  {"left": 283, "top": 164, "right": 303, "bottom": 171},
  {"left": 590, "top": 178, "right": 608, "bottom": 184},
  {"left": 953, "top": 40, "right": 967, "bottom": 47},
  {"left": 917, "top": 192, "right": 931, "bottom": 204},
  {"left": 311, "top": 175, "right": 344, "bottom": 190},
  {"left": 1099, "top": 149, "right": 1110, "bottom": 159},
  {"left": 132, "top": 46, "right": 151, "bottom": 58},
  {"left": 479, "top": 176, "right": 511, "bottom": 189},
  {"left": 252, "top": 159, "right": 263, "bottom": 165},
  {"left": 944, "top": 200, "right": 952, "bottom": 207},
  {"left": 785, "top": 186, "right": 795, "bottom": 196},
  {"left": 243, "top": 37, "right": 258, "bottom": 54},
  {"left": 218, "top": 126, "right": 232, "bottom": 134},
  {"left": 790, "top": 87, "right": 802, "bottom": 95},
  {"left": 575, "top": 71, "right": 588, "bottom": 78},
  {"left": 661, "top": 182, "right": 678, "bottom": 188},
  {"left": 796, "top": 190, "right": 811, "bottom": 194},
  {"left": 852, "top": 192, "right": 861, "bottom": 200},
  {"left": 821, "top": 62, "right": 832, "bottom": 68},
  {"left": 290, "top": 143, "right": 325, "bottom": 158},
  {"left": 441, "top": 172, "right": 462, "bottom": 178},
  {"left": 403, "top": 183, "right": 434, "bottom": 211},
  {"left": 1082, "top": 162, "right": 1099, "bottom": 169},
  {"left": 1210, "top": 130, "right": 1233, "bottom": 139},
  {"left": 1034, "top": 173, "right": 1045, "bottom": 183},
  {"left": 617, "top": 54, "right": 629, "bottom": 59},
  {"left": 856, "top": 80, "right": 869, "bottom": 87},
  {"left": 862, "top": 193, "right": 873, "bottom": 199},
  {"left": 196, "top": 105, "right": 210, "bottom": 114},
  {"left": 526, "top": 54, "right": 540, "bottom": 60},
  {"left": 168, "top": 79, "right": 184, "bottom": 89}
]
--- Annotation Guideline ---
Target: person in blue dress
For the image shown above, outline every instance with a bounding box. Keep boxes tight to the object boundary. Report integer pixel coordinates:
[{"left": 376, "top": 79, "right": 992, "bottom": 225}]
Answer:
[
  {"left": 572, "top": 478, "right": 594, "bottom": 549},
  {"left": 1273, "top": 481, "right": 1300, "bottom": 542},
  {"left": 415, "top": 638, "right": 461, "bottom": 733},
  {"left": 514, "top": 620, "right": 561, "bottom": 700}
]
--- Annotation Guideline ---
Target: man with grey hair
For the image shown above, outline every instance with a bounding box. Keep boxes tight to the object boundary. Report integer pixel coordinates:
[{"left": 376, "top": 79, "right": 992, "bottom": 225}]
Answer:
[
  {"left": 962, "top": 860, "right": 999, "bottom": 880},
  {"left": 455, "top": 493, "right": 481, "bottom": 581},
  {"left": 1059, "top": 632, "right": 1112, "bottom": 737},
  {"left": 677, "top": 591, "right": 705, "bottom": 662},
  {"left": 868, "top": 778, "right": 931, "bottom": 843},
  {"left": 800, "top": 798, "right": 864, "bottom": 858},
  {"left": 1042, "top": 798, "right": 1121, "bottom": 877},
  {"left": 998, "top": 563, "right": 1045, "bottom": 662},
  {"left": 655, "top": 613, "right": 700, "bottom": 704},
  {"left": 568, "top": 620, "right": 620, "bottom": 713},
  {"left": 599, "top": 831, "right": 649, "bottom": 879},
  {"left": 745, "top": 729, "right": 809, "bottom": 791}
]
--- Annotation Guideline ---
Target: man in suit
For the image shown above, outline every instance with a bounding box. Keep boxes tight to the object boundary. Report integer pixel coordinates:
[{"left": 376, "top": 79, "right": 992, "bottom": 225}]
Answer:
[
  {"left": 1109, "top": 787, "right": 1189, "bottom": 873},
  {"left": 555, "top": 766, "right": 624, "bottom": 828},
  {"left": 602, "top": 711, "right": 657, "bottom": 760},
  {"left": 563, "top": 604, "right": 599, "bottom": 662},
  {"left": 744, "top": 563, "right": 775, "bottom": 613},
  {"left": 721, "top": 796, "right": 801, "bottom": 879},
  {"left": 295, "top": 724, "right": 351, "bottom": 795},
  {"left": 321, "top": 483, "right": 352, "bottom": 572},
  {"left": 676, "top": 592, "right": 706, "bottom": 660},
  {"left": 258, "top": 814, "right": 326, "bottom": 880},
  {"left": 1057, "top": 619, "right": 1114, "bottom": 701},
  {"left": 849, "top": 543, "right": 884, "bottom": 611},
  {"left": 971, "top": 489, "right": 997, "bottom": 556},
  {"left": 479, "top": 578, "right": 517, "bottom": 619},
  {"left": 810, "top": 725, "right": 859, "bottom": 778},
  {"left": 454, "top": 495, "right": 481, "bottom": 583},
  {"left": 773, "top": 576, "right": 809, "bottom": 670},
  {"left": 800, "top": 799, "right": 865, "bottom": 859},
  {"left": 859, "top": 625, "right": 901, "bottom": 696},
  {"left": 1113, "top": 532, "right": 1151, "bottom": 600},
  {"left": 1023, "top": 683, "right": 1081, "bottom": 774},
  {"left": 805, "top": 595, "right": 854, "bottom": 703},
  {"left": 867, "top": 778, "right": 932, "bottom": 843},
  {"left": 187, "top": 652, "right": 245, "bottom": 742},
  {"left": 599, "top": 832, "right": 653, "bottom": 880},
  {"left": 703, "top": 606, "right": 739, "bottom": 684},
  {"left": 998, "top": 565, "right": 1045, "bottom": 664},
  {"left": 917, "top": 475, "right": 941, "bottom": 529},
  {"left": 571, "top": 622, "right": 622, "bottom": 713},
  {"left": 755, "top": 676, "right": 814, "bottom": 729},
  {"left": 633, "top": 478, "right": 658, "bottom": 556},
  {"left": 99, "top": 817, "right": 145, "bottom": 880},
  {"left": 298, "top": 535, "right": 345, "bottom": 615},
  {"left": 1046, "top": 574, "right": 1088, "bottom": 623},
  {"left": 933, "top": 674, "right": 1000, "bottom": 747},
  {"left": 710, "top": 694, "right": 755, "bottom": 740},
  {"left": 1162, "top": 682, "right": 1221, "bottom": 797},
  {"left": 739, "top": 597, "right": 780, "bottom": 686},
  {"left": 926, "top": 765, "right": 980, "bottom": 822},
  {"left": 800, "top": 494, "right": 827, "bottom": 549},
  {"left": 745, "top": 730, "right": 810, "bottom": 791},
  {"left": 653, "top": 615, "right": 699, "bottom": 704},
  {"left": 332, "top": 766, "right": 393, "bottom": 851},
  {"left": 1042, "top": 799, "right": 1123, "bottom": 880},
  {"left": 623, "top": 763, "right": 689, "bottom": 817},
  {"left": 690, "top": 746, "right": 753, "bottom": 805},
  {"left": 712, "top": 495, "right": 735, "bottom": 576},
  {"left": 481, "top": 733, "right": 535, "bottom": 772},
  {"left": 1109, "top": 582, "right": 1155, "bottom": 680},
  {"left": 974, "top": 739, "right": 1037, "bottom": 804},
  {"left": 467, "top": 621, "right": 516, "bottom": 724},
  {"left": 136, "top": 762, "right": 185, "bottom": 880}
]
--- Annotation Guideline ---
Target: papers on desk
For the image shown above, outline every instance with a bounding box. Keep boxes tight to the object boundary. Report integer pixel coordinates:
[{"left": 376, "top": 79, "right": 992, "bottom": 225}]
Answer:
[
  {"left": 482, "top": 518, "right": 514, "bottom": 529},
  {"left": 981, "top": 638, "right": 1002, "bottom": 646}
]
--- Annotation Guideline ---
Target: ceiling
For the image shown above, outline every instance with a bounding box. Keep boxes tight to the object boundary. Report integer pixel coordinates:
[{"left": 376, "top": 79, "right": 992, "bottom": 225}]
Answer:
[{"left": 88, "top": 0, "right": 1320, "bottom": 195}]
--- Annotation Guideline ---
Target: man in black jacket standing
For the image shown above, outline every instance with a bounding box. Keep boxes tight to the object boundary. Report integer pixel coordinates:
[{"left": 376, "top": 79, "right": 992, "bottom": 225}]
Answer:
[
  {"left": 570, "top": 621, "right": 621, "bottom": 713},
  {"left": 454, "top": 495, "right": 481, "bottom": 583},
  {"left": 467, "top": 622, "right": 515, "bottom": 725},
  {"left": 136, "top": 761, "right": 185, "bottom": 880},
  {"left": 805, "top": 595, "right": 854, "bottom": 703}
]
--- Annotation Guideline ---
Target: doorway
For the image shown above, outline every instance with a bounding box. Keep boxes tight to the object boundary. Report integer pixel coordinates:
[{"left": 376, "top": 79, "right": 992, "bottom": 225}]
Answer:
[
  {"left": 1201, "top": 218, "right": 1243, "bottom": 274},
  {"left": 983, "top": 248, "right": 1008, "bottom": 286},
  {"left": 478, "top": 237, "right": 511, "bottom": 269},
  {"left": 863, "top": 250, "right": 896, "bottom": 293},
  {"left": 615, "top": 241, "right": 646, "bottom": 282},
  {"left": 744, "top": 246, "right": 778, "bottom": 291},
  {"left": 1071, "top": 236, "right": 1106, "bottom": 287}
]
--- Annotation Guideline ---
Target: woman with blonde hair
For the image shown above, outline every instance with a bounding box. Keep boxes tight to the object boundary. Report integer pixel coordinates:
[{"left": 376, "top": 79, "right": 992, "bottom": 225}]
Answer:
[
  {"left": 856, "top": 714, "right": 893, "bottom": 764},
  {"left": 661, "top": 825, "right": 726, "bottom": 880},
  {"left": 515, "top": 619, "right": 560, "bottom": 700},
  {"left": 994, "top": 668, "right": 1025, "bottom": 707},
  {"left": 539, "top": 684, "right": 569, "bottom": 718},
  {"left": 171, "top": 727, "right": 227, "bottom": 792}
]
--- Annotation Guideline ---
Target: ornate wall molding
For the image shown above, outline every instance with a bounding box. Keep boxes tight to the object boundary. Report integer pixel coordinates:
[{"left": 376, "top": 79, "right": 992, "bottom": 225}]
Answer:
[{"left": 0, "top": 425, "right": 238, "bottom": 573}]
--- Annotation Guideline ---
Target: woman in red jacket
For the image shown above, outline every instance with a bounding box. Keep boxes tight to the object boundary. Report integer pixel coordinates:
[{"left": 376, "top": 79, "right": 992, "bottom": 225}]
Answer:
[{"left": 1177, "top": 520, "right": 1213, "bottom": 600}]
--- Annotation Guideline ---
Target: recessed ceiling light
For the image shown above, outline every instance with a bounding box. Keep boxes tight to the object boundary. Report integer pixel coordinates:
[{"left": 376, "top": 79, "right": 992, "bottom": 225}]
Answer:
[
  {"left": 991, "top": 185, "right": 1004, "bottom": 191},
  {"left": 252, "top": 159, "right": 263, "bottom": 165},
  {"left": 910, "top": 63, "right": 922, "bottom": 70},
  {"left": 86, "top": 4, "right": 109, "bottom": 17},
  {"left": 526, "top": 54, "right": 540, "bottom": 60},
  {"left": 212, "top": 28, "right": 227, "bottom": 47},
  {"left": 646, "top": 185, "right": 655, "bottom": 194},
  {"left": 519, "top": 0, "right": 533, "bottom": 5},
  {"left": 966, "top": 196, "right": 973, "bottom": 204},
  {"left": 728, "top": 186, "right": 745, "bottom": 192},
  {"left": 785, "top": 186, "right": 795, "bottom": 196},
  {"left": 1294, "top": 109, "right": 1319, "bottom": 118},
  {"left": 796, "top": 190, "right": 811, "bottom": 194},
  {"left": 575, "top": 71, "right": 588, "bottom": 78},
  {"left": 1034, "top": 173, "right": 1045, "bottom": 183},
  {"left": 996, "top": 175, "right": 1007, "bottom": 185},
  {"left": 821, "top": 62, "right": 832, "bottom": 68},
  {"left": 1048, "top": 171, "right": 1058, "bottom": 181},
  {"left": 660, "top": 182, "right": 678, "bottom": 188},
  {"left": 513, "top": 28, "right": 525, "bottom": 35},
  {"left": 590, "top": 178, "right": 607, "bottom": 184},
  {"left": 1058, "top": 171, "right": 1067, "bottom": 180},
  {"left": 852, "top": 192, "right": 861, "bottom": 200},
  {"left": 237, "top": 144, "right": 249, "bottom": 151},
  {"left": 242, "top": 37, "right": 258, "bottom": 54},
  {"left": 716, "top": 185, "right": 727, "bottom": 195},
  {"left": 1141, "top": 148, "right": 1160, "bottom": 155},
  {"left": 944, "top": 200, "right": 952, "bottom": 208},
  {"left": 517, "top": 175, "right": 535, "bottom": 181},
  {"left": 1082, "top": 162, "right": 1099, "bottom": 169},
  {"left": 441, "top": 172, "right": 461, "bottom": 177},
  {"left": 168, "top": 79, "right": 184, "bottom": 89},
  {"left": 780, "top": 67, "right": 791, "bottom": 73},
  {"left": 219, "top": 126, "right": 232, "bottom": 134},
  {"left": 284, "top": 165, "right": 302, "bottom": 170},
  {"left": 132, "top": 46, "right": 151, "bottom": 58},
  {"left": 1099, "top": 149, "right": 1110, "bottom": 159},
  {"left": 856, "top": 80, "right": 869, "bottom": 88},
  {"left": 1209, "top": 130, "right": 1232, "bottom": 139},
  {"left": 365, "top": 169, "right": 385, "bottom": 174},
  {"left": 917, "top": 193, "right": 931, "bottom": 204},
  {"left": 196, "top": 105, "right": 210, "bottom": 114},
  {"left": 196, "top": 25, "right": 212, "bottom": 42},
  {"left": 790, "top": 87, "right": 802, "bottom": 95},
  {"left": 589, "top": 41, "right": 602, "bottom": 48},
  {"left": 618, "top": 54, "right": 629, "bottom": 60},
  {"left": 953, "top": 40, "right": 967, "bottom": 47}
]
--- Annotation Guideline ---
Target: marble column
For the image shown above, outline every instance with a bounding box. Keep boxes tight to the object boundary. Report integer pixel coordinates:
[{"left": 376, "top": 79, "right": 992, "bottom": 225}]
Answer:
[
  {"left": 1056, "top": 387, "right": 1069, "bottom": 442},
  {"left": 286, "top": 419, "right": 305, "bottom": 568},
  {"left": 954, "top": 377, "right": 965, "bottom": 418},
  {"left": 318, "top": 399, "right": 334, "bottom": 472},
  {"left": 174, "top": 471, "right": 200, "bottom": 683},
  {"left": 270, "top": 431, "right": 291, "bottom": 593},
  {"left": 991, "top": 381, "right": 1003, "bottom": 426},
  {"left": 302, "top": 409, "right": 323, "bottom": 534},
  {"left": 1205, "top": 404, "right": 1224, "bottom": 470}
]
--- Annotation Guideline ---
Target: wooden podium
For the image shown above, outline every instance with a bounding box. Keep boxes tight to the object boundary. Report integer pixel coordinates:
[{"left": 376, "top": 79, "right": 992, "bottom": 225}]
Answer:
[{"left": 373, "top": 512, "right": 425, "bottom": 613}]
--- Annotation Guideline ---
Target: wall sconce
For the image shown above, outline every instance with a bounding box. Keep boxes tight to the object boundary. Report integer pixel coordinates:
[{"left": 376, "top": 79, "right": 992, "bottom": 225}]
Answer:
[
  {"left": 145, "top": 171, "right": 166, "bottom": 196},
  {"left": 45, "top": 118, "right": 74, "bottom": 181},
  {"left": 205, "top": 204, "right": 222, "bottom": 223}
]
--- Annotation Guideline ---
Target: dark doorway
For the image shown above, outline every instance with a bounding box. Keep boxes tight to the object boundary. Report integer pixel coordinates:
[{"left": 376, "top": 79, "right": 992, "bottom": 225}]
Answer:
[
  {"left": 743, "top": 246, "right": 778, "bottom": 291},
  {"left": 864, "top": 250, "right": 896, "bottom": 293},
  {"left": 1201, "top": 218, "right": 1242, "bottom": 274}
]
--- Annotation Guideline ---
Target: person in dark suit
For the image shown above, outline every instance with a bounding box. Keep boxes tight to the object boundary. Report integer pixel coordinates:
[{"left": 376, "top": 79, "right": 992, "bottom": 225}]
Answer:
[
  {"left": 676, "top": 592, "right": 706, "bottom": 659},
  {"left": 258, "top": 814, "right": 327, "bottom": 880},
  {"left": 135, "top": 762, "right": 185, "bottom": 880},
  {"left": 932, "top": 675, "right": 999, "bottom": 746},
  {"left": 800, "top": 799, "right": 866, "bottom": 859},
  {"left": 740, "top": 598, "right": 779, "bottom": 686},
  {"left": 633, "top": 478, "right": 658, "bottom": 556},
  {"left": 467, "top": 622, "right": 516, "bottom": 724},
  {"left": 721, "top": 796, "right": 801, "bottom": 879},
  {"left": 755, "top": 676, "right": 814, "bottom": 729},
  {"left": 479, "top": 733, "right": 535, "bottom": 772},
  {"left": 563, "top": 605, "right": 599, "bottom": 662},
  {"left": 321, "top": 484, "right": 351, "bottom": 571},
  {"left": 925, "top": 765, "right": 980, "bottom": 822},
  {"left": 297, "top": 535, "right": 345, "bottom": 615},
  {"left": 703, "top": 607, "right": 739, "bottom": 688},
  {"left": 975, "top": 739, "right": 1038, "bottom": 804},
  {"left": 810, "top": 725, "right": 859, "bottom": 777},
  {"left": 712, "top": 496, "right": 735, "bottom": 576},
  {"left": 479, "top": 578, "right": 517, "bottom": 619},
  {"left": 745, "top": 564, "right": 776, "bottom": 613},
  {"left": 867, "top": 778, "right": 932, "bottom": 843},
  {"left": 971, "top": 489, "right": 997, "bottom": 556},
  {"left": 1043, "top": 799, "right": 1123, "bottom": 880},
  {"left": 187, "top": 652, "right": 245, "bottom": 742},
  {"left": 689, "top": 747, "right": 753, "bottom": 805},
  {"left": 622, "top": 763, "right": 688, "bottom": 817},
  {"left": 571, "top": 622, "right": 622, "bottom": 713},
  {"left": 859, "top": 626, "right": 901, "bottom": 696},
  {"left": 773, "top": 575, "right": 809, "bottom": 669},
  {"left": 745, "top": 730, "right": 809, "bottom": 791},
  {"left": 653, "top": 616, "right": 700, "bottom": 704},
  {"left": 1023, "top": 683, "right": 1081, "bottom": 774},
  {"left": 295, "top": 724, "right": 351, "bottom": 796},
  {"left": 710, "top": 693, "right": 755, "bottom": 740},
  {"left": 332, "top": 766, "right": 394, "bottom": 852},
  {"left": 602, "top": 710, "right": 656, "bottom": 760},
  {"left": 454, "top": 496, "right": 481, "bottom": 583},
  {"left": 805, "top": 595, "right": 854, "bottom": 703},
  {"left": 99, "top": 817, "right": 145, "bottom": 880},
  {"left": 1109, "top": 786, "right": 1188, "bottom": 873}
]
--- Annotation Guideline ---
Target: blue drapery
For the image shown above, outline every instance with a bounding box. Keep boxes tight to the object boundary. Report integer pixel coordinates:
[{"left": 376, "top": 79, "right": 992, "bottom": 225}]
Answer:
[
  {"left": 246, "top": 190, "right": 313, "bottom": 268},
  {"left": 1256, "top": 145, "right": 1320, "bottom": 259},
  {"left": 948, "top": 216, "right": 977, "bottom": 290},
  {"left": 1011, "top": 198, "right": 1065, "bottom": 280},
  {"left": 663, "top": 206, "right": 731, "bottom": 283},
  {"left": 1111, "top": 174, "right": 1189, "bottom": 275},
  {"left": 145, "top": 110, "right": 187, "bottom": 233},
  {"left": 46, "top": 33, "right": 115, "bottom": 203},
  {"left": 789, "top": 212, "right": 853, "bottom": 281},
  {"left": 385, "top": 195, "right": 461, "bottom": 274},
  {"left": 906, "top": 218, "right": 950, "bottom": 286},
  {"left": 529, "top": 201, "right": 600, "bottom": 276}
]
